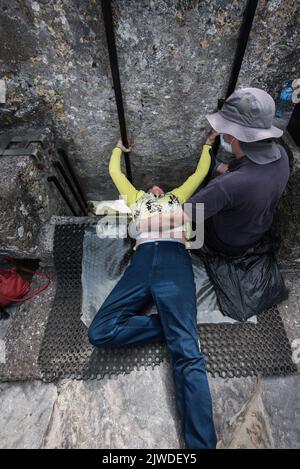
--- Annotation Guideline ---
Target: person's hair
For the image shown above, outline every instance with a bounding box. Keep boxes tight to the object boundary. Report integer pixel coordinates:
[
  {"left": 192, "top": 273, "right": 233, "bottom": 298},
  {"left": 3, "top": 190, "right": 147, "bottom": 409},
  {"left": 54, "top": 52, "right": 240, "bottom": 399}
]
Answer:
[{"left": 145, "top": 183, "right": 173, "bottom": 193}]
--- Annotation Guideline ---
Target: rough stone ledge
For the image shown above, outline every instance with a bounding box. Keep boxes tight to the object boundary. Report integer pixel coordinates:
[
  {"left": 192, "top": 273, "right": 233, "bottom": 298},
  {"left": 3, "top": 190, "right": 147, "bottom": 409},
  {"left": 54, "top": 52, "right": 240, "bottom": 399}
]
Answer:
[{"left": 0, "top": 370, "right": 299, "bottom": 449}]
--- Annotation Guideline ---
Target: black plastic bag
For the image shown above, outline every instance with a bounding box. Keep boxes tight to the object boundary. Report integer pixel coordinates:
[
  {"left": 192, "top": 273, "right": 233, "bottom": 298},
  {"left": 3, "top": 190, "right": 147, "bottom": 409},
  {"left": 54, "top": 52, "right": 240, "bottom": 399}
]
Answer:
[{"left": 198, "top": 233, "right": 288, "bottom": 322}]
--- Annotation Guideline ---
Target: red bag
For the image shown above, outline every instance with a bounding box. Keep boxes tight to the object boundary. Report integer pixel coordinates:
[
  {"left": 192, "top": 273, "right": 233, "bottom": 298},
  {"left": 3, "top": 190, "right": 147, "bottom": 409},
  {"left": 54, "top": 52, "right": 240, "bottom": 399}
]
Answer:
[{"left": 0, "top": 256, "right": 51, "bottom": 307}]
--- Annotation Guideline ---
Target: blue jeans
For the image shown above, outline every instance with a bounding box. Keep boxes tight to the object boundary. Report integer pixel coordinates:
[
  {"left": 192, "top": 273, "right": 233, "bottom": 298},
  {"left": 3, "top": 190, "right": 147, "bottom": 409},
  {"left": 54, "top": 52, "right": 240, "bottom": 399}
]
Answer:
[{"left": 88, "top": 240, "right": 216, "bottom": 449}]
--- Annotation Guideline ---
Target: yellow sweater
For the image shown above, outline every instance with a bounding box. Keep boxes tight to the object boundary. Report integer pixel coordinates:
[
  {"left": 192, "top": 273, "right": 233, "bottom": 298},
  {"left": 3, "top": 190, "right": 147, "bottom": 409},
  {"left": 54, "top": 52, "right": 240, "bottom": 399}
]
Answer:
[
  {"left": 108, "top": 145, "right": 211, "bottom": 248},
  {"left": 109, "top": 144, "right": 212, "bottom": 210}
]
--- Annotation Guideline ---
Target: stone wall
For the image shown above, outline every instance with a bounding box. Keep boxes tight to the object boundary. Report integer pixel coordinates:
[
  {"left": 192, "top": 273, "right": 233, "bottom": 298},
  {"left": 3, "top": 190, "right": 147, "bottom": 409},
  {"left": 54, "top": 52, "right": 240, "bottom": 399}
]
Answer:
[
  {"left": 1, "top": 0, "right": 299, "bottom": 200},
  {"left": 0, "top": 128, "right": 76, "bottom": 258}
]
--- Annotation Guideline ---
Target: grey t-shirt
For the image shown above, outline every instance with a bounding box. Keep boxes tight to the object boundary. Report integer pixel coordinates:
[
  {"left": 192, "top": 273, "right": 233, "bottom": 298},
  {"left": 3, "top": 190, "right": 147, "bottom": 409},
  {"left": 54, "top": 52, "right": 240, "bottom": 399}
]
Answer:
[{"left": 188, "top": 144, "right": 289, "bottom": 248}]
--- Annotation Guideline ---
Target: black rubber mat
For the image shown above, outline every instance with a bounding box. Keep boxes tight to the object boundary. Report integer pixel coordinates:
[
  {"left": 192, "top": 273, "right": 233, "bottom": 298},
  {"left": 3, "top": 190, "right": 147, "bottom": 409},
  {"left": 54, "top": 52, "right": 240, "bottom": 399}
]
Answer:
[{"left": 38, "top": 223, "right": 297, "bottom": 381}]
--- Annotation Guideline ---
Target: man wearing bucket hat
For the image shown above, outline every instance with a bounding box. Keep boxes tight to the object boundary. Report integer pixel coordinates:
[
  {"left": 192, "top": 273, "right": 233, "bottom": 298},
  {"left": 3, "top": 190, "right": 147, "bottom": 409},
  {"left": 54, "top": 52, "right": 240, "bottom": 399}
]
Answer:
[{"left": 187, "top": 87, "right": 290, "bottom": 255}]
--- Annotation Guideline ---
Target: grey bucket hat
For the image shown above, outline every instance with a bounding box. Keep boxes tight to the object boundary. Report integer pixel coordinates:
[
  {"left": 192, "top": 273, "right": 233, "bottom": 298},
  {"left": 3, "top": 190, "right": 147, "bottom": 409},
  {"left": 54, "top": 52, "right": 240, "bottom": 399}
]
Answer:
[
  {"left": 239, "top": 139, "right": 282, "bottom": 165},
  {"left": 206, "top": 87, "right": 283, "bottom": 164}
]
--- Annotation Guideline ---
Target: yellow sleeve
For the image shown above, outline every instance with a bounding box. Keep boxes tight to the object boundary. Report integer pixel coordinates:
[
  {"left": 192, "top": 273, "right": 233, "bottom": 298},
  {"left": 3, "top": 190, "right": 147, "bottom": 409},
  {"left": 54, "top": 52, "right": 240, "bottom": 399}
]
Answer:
[
  {"left": 170, "top": 144, "right": 212, "bottom": 205},
  {"left": 109, "top": 147, "right": 144, "bottom": 207}
]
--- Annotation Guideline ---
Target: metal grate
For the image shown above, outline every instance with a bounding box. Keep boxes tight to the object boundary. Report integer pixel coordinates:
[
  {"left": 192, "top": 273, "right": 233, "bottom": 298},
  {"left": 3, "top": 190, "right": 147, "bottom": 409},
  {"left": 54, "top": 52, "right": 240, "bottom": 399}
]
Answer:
[{"left": 38, "top": 223, "right": 297, "bottom": 381}]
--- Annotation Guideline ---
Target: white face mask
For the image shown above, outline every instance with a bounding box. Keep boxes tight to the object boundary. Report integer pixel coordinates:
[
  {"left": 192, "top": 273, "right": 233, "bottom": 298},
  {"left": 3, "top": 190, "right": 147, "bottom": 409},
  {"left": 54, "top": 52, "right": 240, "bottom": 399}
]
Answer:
[{"left": 220, "top": 134, "right": 234, "bottom": 153}]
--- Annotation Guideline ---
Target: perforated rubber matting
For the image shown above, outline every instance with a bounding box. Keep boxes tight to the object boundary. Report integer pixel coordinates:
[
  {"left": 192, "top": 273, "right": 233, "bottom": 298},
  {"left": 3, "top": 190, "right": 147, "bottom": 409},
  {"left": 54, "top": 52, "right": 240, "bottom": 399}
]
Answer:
[{"left": 38, "top": 223, "right": 297, "bottom": 381}]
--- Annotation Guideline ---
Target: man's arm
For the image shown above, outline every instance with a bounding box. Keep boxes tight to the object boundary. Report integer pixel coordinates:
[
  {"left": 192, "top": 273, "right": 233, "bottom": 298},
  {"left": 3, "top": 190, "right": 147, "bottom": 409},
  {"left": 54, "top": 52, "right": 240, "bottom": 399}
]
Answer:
[
  {"left": 109, "top": 145, "right": 144, "bottom": 207},
  {"left": 185, "top": 175, "right": 232, "bottom": 223}
]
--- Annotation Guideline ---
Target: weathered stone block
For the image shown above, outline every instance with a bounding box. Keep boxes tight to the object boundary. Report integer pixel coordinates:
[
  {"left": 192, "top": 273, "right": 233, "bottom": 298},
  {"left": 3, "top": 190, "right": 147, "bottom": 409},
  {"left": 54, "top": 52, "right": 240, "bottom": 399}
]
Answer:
[
  {"left": 0, "top": 128, "right": 77, "bottom": 257},
  {"left": 0, "top": 0, "right": 299, "bottom": 200},
  {"left": 0, "top": 380, "right": 57, "bottom": 449}
]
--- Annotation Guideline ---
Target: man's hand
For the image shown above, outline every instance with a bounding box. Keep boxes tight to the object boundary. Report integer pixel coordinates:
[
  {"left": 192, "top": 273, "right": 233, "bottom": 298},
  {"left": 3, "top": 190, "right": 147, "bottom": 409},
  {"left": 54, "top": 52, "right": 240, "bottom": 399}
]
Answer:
[
  {"left": 116, "top": 138, "right": 132, "bottom": 153},
  {"left": 216, "top": 162, "right": 229, "bottom": 174},
  {"left": 205, "top": 131, "right": 219, "bottom": 146}
]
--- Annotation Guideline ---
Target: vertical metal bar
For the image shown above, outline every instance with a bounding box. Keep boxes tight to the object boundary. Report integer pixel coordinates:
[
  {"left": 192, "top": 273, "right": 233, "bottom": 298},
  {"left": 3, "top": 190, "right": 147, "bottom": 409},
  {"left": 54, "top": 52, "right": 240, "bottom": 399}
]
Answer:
[
  {"left": 225, "top": 0, "right": 259, "bottom": 99},
  {"left": 53, "top": 161, "right": 88, "bottom": 215},
  {"left": 57, "top": 148, "right": 88, "bottom": 210},
  {"left": 47, "top": 176, "right": 78, "bottom": 216},
  {"left": 101, "top": 0, "right": 133, "bottom": 183},
  {"left": 212, "top": 0, "right": 259, "bottom": 158}
]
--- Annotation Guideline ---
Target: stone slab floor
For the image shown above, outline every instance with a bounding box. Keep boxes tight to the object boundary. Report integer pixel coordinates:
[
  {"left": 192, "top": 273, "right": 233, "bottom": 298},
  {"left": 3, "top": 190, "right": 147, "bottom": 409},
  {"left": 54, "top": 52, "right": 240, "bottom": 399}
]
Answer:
[{"left": 0, "top": 270, "right": 299, "bottom": 449}]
